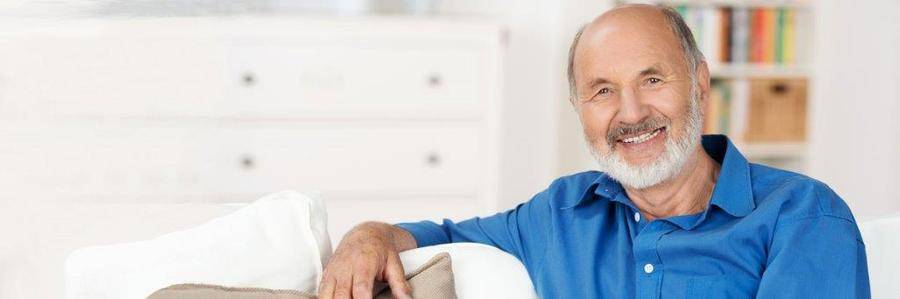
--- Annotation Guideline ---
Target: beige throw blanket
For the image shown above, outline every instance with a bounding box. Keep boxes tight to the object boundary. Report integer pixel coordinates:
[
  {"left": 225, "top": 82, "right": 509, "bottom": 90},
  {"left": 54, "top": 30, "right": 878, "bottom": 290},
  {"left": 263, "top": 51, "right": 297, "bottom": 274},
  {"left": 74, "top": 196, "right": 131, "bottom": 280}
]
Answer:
[{"left": 148, "top": 252, "right": 457, "bottom": 299}]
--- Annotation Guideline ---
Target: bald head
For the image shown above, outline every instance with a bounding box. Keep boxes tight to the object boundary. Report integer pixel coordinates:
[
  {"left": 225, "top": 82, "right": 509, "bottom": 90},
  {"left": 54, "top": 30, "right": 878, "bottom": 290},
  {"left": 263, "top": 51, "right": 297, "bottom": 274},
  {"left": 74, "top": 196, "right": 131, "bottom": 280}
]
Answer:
[{"left": 566, "top": 4, "right": 704, "bottom": 103}]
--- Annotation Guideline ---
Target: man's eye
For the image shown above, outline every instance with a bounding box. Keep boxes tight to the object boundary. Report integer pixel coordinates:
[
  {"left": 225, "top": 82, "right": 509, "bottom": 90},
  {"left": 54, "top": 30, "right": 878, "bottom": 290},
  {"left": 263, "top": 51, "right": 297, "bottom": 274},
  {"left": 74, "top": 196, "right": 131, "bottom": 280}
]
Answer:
[
  {"left": 598, "top": 87, "right": 611, "bottom": 95},
  {"left": 648, "top": 77, "right": 662, "bottom": 84}
]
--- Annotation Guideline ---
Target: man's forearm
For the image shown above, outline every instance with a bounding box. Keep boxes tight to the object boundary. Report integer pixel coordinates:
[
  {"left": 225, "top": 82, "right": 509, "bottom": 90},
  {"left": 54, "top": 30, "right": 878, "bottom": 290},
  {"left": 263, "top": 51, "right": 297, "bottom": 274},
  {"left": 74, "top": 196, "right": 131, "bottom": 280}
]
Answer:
[{"left": 347, "top": 221, "right": 418, "bottom": 252}]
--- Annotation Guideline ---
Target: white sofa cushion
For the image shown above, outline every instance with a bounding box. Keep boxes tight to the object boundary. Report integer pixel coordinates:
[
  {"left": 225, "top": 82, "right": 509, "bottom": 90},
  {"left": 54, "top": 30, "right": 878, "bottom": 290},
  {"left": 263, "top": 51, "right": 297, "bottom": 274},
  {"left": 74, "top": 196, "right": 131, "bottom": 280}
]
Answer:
[
  {"left": 860, "top": 214, "right": 900, "bottom": 298},
  {"left": 0, "top": 201, "right": 242, "bottom": 299},
  {"left": 64, "top": 190, "right": 332, "bottom": 299},
  {"left": 399, "top": 243, "right": 537, "bottom": 299}
]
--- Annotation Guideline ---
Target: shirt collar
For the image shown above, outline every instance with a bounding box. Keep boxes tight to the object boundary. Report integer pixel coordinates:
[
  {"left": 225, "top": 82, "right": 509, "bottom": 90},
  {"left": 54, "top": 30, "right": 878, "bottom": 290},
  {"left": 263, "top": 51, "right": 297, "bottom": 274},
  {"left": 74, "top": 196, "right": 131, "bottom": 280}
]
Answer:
[
  {"left": 703, "top": 135, "right": 755, "bottom": 217},
  {"left": 562, "top": 135, "right": 756, "bottom": 218},
  {"left": 560, "top": 171, "right": 623, "bottom": 210}
]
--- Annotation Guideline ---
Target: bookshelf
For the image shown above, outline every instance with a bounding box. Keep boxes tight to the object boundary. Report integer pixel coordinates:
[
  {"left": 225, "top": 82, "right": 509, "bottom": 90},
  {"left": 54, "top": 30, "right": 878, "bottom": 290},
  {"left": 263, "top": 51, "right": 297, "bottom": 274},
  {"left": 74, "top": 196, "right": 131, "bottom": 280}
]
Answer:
[{"left": 620, "top": 0, "right": 814, "bottom": 173}]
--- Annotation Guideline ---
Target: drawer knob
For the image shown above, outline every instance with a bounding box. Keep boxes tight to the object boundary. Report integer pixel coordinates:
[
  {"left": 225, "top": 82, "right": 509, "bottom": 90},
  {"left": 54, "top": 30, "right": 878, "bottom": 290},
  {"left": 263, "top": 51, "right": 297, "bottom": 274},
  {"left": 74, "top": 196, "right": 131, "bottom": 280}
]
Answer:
[
  {"left": 240, "top": 154, "right": 255, "bottom": 170},
  {"left": 425, "top": 152, "right": 441, "bottom": 167},
  {"left": 242, "top": 72, "right": 256, "bottom": 87},
  {"left": 427, "top": 73, "right": 442, "bottom": 88}
]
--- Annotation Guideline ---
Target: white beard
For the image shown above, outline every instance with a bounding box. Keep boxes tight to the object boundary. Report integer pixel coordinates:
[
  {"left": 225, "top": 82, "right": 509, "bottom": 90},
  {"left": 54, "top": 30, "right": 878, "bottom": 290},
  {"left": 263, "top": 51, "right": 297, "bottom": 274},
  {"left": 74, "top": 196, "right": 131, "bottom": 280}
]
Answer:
[{"left": 588, "top": 89, "right": 703, "bottom": 190}]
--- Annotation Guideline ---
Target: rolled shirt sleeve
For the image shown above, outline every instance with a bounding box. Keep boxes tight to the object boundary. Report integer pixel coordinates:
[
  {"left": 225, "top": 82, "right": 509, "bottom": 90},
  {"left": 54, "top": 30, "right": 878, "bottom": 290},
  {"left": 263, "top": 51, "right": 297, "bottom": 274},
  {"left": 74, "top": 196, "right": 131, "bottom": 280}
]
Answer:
[{"left": 395, "top": 186, "right": 555, "bottom": 263}]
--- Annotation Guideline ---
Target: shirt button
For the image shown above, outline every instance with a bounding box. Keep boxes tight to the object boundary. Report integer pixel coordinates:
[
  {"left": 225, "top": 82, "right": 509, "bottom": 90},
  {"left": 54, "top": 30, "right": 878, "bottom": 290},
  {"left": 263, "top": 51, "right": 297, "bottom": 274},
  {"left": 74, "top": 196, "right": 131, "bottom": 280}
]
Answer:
[
  {"left": 634, "top": 212, "right": 641, "bottom": 222},
  {"left": 643, "top": 263, "right": 655, "bottom": 274}
]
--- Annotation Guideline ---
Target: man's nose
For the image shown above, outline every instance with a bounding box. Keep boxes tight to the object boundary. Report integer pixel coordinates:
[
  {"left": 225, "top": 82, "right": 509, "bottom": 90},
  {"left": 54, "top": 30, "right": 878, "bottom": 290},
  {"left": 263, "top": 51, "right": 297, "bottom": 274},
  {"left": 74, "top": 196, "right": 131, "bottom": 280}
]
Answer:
[{"left": 616, "top": 87, "right": 651, "bottom": 124}]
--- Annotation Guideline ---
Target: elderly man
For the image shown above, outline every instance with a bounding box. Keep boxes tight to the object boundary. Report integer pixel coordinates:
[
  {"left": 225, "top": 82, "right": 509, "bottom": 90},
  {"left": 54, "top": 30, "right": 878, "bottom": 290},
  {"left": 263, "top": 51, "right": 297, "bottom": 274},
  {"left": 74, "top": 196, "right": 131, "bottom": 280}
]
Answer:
[{"left": 320, "top": 4, "right": 870, "bottom": 299}]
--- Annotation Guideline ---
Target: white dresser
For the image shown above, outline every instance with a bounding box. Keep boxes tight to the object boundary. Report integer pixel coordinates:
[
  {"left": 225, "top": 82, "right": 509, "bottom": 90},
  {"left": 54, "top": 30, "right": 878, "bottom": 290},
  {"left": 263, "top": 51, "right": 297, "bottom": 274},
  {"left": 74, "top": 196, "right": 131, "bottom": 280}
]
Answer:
[{"left": 0, "top": 16, "right": 504, "bottom": 298}]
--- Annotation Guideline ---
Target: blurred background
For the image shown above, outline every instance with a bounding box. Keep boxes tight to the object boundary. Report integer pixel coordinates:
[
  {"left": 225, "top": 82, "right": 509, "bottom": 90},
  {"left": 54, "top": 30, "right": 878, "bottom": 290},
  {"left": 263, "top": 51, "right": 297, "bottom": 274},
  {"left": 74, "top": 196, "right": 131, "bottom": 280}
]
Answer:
[{"left": 0, "top": 0, "right": 898, "bottom": 297}]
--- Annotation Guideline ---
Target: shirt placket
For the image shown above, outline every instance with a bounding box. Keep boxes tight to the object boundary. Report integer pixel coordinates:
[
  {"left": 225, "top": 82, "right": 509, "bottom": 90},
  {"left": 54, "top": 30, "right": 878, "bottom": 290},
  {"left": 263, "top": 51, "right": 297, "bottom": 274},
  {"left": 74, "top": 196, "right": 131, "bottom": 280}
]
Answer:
[{"left": 632, "top": 217, "right": 675, "bottom": 299}]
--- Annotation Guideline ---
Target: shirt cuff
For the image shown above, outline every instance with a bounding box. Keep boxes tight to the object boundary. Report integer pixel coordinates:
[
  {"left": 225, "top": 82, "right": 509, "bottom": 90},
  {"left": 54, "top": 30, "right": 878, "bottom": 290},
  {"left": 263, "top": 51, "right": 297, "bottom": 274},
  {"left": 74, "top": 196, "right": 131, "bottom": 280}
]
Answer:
[{"left": 394, "top": 220, "right": 450, "bottom": 248}]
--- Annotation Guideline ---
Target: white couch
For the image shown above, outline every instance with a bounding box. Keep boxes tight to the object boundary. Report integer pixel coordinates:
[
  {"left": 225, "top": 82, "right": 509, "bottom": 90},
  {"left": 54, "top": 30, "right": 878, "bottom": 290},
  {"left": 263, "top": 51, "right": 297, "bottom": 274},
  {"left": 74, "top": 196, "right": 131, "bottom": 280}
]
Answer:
[
  {"left": 860, "top": 214, "right": 900, "bottom": 298},
  {"left": 55, "top": 192, "right": 537, "bottom": 299},
  {"left": 9, "top": 195, "right": 896, "bottom": 299}
]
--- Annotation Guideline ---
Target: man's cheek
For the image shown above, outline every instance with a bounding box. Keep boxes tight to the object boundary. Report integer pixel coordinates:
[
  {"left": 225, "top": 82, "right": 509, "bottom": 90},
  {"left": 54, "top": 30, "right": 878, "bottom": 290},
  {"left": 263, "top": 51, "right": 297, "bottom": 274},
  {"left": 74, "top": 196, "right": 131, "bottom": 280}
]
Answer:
[
  {"left": 586, "top": 127, "right": 610, "bottom": 150},
  {"left": 580, "top": 120, "right": 604, "bottom": 144}
]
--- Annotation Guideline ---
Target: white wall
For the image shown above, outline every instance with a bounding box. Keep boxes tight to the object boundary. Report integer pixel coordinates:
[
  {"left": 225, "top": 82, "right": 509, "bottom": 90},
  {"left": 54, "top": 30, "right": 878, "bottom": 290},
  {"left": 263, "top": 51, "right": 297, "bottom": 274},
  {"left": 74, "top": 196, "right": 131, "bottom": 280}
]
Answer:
[
  {"left": 435, "top": 0, "right": 610, "bottom": 209},
  {"left": 494, "top": 0, "right": 567, "bottom": 209},
  {"left": 809, "top": 0, "right": 900, "bottom": 219}
]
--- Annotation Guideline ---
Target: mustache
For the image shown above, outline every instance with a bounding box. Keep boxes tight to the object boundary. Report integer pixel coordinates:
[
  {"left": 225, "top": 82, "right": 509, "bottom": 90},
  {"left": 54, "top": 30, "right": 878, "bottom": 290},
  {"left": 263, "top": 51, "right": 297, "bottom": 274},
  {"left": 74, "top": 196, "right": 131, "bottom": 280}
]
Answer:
[{"left": 606, "top": 117, "right": 670, "bottom": 148}]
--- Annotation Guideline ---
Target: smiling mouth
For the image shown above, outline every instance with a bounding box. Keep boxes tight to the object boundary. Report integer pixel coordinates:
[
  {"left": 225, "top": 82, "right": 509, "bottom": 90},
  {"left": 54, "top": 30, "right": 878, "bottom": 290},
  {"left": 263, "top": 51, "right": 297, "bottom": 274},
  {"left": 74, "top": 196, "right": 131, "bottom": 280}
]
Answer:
[{"left": 617, "top": 127, "right": 666, "bottom": 145}]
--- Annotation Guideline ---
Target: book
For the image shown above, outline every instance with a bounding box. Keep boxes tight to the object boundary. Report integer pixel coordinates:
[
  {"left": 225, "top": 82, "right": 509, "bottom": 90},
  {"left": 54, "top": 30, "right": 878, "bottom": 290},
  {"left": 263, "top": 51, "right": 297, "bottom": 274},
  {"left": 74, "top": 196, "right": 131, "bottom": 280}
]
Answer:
[
  {"left": 775, "top": 8, "right": 786, "bottom": 64},
  {"left": 704, "top": 80, "right": 733, "bottom": 135},
  {"left": 704, "top": 86, "right": 722, "bottom": 134},
  {"left": 762, "top": 8, "right": 776, "bottom": 63},
  {"left": 731, "top": 7, "right": 750, "bottom": 64},
  {"left": 720, "top": 7, "right": 733, "bottom": 63},
  {"left": 702, "top": 6, "right": 721, "bottom": 66},
  {"left": 783, "top": 8, "right": 796, "bottom": 65},
  {"left": 750, "top": 8, "right": 765, "bottom": 63}
]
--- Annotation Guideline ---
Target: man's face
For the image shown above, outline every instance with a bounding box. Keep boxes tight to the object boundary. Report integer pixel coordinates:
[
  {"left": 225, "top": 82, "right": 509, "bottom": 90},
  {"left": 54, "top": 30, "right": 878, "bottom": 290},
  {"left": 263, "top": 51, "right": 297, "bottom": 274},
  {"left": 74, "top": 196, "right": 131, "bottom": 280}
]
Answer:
[{"left": 573, "top": 9, "right": 707, "bottom": 189}]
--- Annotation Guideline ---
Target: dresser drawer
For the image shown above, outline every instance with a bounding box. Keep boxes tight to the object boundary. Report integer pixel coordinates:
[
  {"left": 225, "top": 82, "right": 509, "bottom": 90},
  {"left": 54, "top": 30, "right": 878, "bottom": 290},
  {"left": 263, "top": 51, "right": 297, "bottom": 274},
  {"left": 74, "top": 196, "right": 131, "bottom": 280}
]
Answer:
[
  {"left": 0, "top": 31, "right": 493, "bottom": 121},
  {"left": 224, "top": 44, "right": 486, "bottom": 119},
  {"left": 221, "top": 123, "right": 485, "bottom": 196},
  {"left": 0, "top": 123, "right": 485, "bottom": 202},
  {"left": 0, "top": 37, "right": 232, "bottom": 120}
]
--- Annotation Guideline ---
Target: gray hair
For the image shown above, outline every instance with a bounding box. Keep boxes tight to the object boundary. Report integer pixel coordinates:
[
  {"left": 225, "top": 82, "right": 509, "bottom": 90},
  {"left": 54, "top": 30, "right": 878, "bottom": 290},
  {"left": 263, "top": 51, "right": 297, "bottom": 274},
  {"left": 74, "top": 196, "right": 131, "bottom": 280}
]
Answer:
[{"left": 566, "top": 5, "right": 706, "bottom": 103}]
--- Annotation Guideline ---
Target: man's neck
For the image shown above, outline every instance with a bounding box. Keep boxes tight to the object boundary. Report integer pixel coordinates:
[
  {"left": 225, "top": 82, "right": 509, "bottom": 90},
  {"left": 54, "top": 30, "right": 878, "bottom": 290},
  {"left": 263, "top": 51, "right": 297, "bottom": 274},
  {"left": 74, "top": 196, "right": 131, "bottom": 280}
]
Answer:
[{"left": 624, "top": 146, "right": 721, "bottom": 221}]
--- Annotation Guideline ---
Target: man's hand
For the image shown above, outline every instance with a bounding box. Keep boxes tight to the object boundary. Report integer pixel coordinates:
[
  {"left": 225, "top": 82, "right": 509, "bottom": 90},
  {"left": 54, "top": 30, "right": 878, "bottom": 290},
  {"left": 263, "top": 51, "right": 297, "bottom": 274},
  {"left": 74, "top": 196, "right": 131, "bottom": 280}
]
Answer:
[{"left": 319, "top": 221, "right": 417, "bottom": 299}]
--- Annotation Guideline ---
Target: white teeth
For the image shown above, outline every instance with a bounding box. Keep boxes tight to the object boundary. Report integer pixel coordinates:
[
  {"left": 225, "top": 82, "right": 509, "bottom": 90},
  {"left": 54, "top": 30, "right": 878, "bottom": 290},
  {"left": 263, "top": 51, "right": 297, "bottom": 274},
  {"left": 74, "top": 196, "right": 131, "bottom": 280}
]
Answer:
[{"left": 621, "top": 128, "right": 661, "bottom": 144}]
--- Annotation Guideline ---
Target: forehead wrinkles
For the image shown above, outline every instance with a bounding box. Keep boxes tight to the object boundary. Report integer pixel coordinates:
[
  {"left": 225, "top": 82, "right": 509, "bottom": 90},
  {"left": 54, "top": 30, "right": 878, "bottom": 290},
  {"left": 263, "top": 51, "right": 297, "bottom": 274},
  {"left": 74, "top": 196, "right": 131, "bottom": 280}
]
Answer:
[
  {"left": 574, "top": 28, "right": 682, "bottom": 86},
  {"left": 574, "top": 10, "right": 688, "bottom": 78}
]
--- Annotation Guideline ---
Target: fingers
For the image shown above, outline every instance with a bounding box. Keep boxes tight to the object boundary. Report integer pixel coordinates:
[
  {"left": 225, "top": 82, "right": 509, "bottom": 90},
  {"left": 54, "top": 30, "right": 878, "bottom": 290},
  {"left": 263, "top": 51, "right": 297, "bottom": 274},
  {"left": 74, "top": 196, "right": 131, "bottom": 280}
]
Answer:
[
  {"left": 319, "top": 275, "right": 336, "bottom": 299},
  {"left": 384, "top": 253, "right": 413, "bottom": 299},
  {"left": 351, "top": 267, "right": 376, "bottom": 299},
  {"left": 321, "top": 263, "right": 376, "bottom": 299},
  {"left": 321, "top": 266, "right": 408, "bottom": 299},
  {"left": 334, "top": 275, "right": 352, "bottom": 299}
]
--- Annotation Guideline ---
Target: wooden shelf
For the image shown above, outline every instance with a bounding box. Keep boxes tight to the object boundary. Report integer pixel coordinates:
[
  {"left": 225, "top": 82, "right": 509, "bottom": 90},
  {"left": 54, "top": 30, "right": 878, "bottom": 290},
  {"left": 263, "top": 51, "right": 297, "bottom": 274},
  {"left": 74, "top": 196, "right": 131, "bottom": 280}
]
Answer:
[{"left": 709, "top": 64, "right": 810, "bottom": 78}]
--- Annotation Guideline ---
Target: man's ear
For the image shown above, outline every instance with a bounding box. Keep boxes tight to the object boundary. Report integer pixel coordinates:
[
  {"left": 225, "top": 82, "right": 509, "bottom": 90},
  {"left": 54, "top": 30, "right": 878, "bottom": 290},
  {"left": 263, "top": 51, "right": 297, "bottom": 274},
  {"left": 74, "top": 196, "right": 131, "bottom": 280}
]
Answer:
[{"left": 696, "top": 61, "right": 712, "bottom": 102}]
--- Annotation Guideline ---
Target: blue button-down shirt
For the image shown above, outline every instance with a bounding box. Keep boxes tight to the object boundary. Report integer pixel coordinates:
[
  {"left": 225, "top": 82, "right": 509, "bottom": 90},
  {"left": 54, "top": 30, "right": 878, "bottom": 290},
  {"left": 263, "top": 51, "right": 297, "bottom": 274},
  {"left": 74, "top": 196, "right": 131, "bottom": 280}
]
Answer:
[{"left": 397, "top": 135, "right": 870, "bottom": 298}]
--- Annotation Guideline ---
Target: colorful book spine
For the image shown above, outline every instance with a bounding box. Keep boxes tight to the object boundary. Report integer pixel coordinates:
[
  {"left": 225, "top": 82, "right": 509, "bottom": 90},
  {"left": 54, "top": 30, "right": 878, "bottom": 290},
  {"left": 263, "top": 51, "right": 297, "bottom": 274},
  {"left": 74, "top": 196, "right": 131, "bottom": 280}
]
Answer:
[
  {"left": 704, "top": 87, "right": 720, "bottom": 134},
  {"left": 720, "top": 7, "right": 732, "bottom": 63},
  {"left": 762, "top": 8, "right": 776, "bottom": 63},
  {"left": 718, "top": 82, "right": 732, "bottom": 134},
  {"left": 783, "top": 9, "right": 796, "bottom": 65},
  {"left": 774, "top": 8, "right": 785, "bottom": 64},
  {"left": 704, "top": 80, "right": 733, "bottom": 135},
  {"left": 750, "top": 8, "right": 765, "bottom": 63},
  {"left": 731, "top": 7, "right": 750, "bottom": 64}
]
